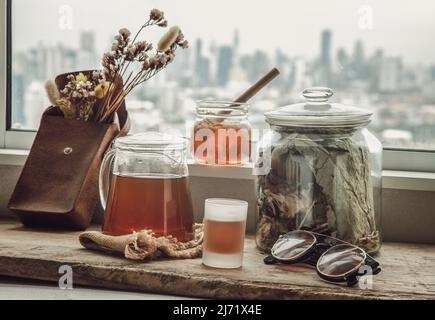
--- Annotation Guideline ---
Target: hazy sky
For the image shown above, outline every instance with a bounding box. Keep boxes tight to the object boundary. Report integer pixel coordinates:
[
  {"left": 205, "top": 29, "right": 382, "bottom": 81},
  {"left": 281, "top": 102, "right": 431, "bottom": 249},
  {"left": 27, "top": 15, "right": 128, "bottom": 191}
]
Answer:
[{"left": 12, "top": 0, "right": 435, "bottom": 64}]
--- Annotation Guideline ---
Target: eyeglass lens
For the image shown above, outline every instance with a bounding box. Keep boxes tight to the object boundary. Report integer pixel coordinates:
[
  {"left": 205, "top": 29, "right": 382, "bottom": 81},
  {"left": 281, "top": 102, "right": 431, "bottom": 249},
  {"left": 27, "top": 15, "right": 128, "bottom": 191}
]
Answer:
[
  {"left": 271, "top": 230, "right": 316, "bottom": 260},
  {"left": 317, "top": 244, "right": 366, "bottom": 277}
]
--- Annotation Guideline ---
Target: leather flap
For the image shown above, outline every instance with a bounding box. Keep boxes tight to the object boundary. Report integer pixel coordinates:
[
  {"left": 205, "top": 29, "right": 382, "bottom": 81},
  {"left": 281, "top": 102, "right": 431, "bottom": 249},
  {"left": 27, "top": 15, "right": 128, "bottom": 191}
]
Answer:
[{"left": 9, "top": 111, "right": 117, "bottom": 215}]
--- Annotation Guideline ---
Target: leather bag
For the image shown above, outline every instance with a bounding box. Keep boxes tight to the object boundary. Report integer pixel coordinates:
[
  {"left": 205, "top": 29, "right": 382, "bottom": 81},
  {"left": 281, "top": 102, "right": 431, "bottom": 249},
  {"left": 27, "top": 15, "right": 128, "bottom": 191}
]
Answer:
[{"left": 8, "top": 70, "right": 129, "bottom": 230}]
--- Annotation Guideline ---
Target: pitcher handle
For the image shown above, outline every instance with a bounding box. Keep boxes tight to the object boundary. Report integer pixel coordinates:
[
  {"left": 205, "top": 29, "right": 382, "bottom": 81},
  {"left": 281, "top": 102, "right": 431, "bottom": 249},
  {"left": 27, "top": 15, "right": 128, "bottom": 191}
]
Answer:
[{"left": 99, "top": 149, "right": 116, "bottom": 210}]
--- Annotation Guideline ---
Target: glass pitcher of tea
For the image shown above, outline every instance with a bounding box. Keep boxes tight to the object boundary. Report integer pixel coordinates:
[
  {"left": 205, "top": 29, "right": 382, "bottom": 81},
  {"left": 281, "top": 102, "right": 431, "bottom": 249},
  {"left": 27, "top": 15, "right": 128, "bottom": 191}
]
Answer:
[{"left": 99, "top": 132, "right": 194, "bottom": 242}]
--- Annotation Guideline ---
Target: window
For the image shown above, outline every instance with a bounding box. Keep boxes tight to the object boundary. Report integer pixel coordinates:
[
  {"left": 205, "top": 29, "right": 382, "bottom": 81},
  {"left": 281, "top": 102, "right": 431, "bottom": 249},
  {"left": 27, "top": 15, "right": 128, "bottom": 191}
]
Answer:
[{"left": 3, "top": 0, "right": 435, "bottom": 164}]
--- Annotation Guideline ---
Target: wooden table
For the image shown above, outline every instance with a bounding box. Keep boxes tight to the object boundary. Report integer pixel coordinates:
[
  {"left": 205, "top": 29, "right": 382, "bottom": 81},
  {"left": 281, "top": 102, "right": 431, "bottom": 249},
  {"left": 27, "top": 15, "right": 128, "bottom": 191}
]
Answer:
[{"left": 0, "top": 220, "right": 434, "bottom": 300}]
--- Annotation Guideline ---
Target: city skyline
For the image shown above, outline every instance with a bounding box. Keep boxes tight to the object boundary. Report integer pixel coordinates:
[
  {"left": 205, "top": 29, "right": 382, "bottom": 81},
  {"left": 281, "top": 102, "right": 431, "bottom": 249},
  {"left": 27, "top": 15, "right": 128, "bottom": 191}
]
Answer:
[
  {"left": 12, "top": 0, "right": 435, "bottom": 65},
  {"left": 12, "top": 28, "right": 434, "bottom": 90},
  {"left": 11, "top": 26, "right": 435, "bottom": 150}
]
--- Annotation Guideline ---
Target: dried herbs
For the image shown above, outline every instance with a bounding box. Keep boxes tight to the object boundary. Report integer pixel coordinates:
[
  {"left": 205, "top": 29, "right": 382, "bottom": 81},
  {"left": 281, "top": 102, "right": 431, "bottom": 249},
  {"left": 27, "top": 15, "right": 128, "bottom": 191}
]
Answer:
[
  {"left": 44, "top": 8, "right": 189, "bottom": 124},
  {"left": 256, "top": 129, "right": 381, "bottom": 254}
]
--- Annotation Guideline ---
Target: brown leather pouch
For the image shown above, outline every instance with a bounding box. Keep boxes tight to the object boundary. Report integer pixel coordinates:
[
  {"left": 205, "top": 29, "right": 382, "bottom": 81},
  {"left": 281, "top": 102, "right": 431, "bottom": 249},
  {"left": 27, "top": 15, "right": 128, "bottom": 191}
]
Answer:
[{"left": 8, "top": 70, "right": 128, "bottom": 230}]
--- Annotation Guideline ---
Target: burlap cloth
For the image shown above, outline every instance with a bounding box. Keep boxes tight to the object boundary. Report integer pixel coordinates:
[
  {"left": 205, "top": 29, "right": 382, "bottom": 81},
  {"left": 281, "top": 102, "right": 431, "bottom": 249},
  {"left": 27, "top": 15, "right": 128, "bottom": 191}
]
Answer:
[{"left": 79, "top": 224, "right": 203, "bottom": 261}]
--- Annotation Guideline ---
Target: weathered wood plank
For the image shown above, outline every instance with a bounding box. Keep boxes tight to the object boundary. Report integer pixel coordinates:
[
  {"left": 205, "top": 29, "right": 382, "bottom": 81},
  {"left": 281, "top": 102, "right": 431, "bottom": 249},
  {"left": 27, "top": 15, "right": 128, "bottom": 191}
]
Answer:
[{"left": 0, "top": 220, "right": 434, "bottom": 300}]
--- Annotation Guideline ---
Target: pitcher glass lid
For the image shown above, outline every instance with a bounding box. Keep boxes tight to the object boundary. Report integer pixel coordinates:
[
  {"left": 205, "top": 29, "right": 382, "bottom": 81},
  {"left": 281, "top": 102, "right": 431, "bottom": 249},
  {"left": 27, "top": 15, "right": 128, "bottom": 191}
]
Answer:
[
  {"left": 265, "top": 87, "right": 373, "bottom": 128},
  {"left": 114, "top": 132, "right": 188, "bottom": 151}
]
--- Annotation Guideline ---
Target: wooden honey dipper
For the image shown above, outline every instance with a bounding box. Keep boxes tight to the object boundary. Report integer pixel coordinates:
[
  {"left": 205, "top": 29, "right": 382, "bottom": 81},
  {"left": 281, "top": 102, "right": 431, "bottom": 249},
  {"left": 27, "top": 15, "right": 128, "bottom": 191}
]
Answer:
[
  {"left": 206, "top": 68, "right": 280, "bottom": 123},
  {"left": 232, "top": 68, "right": 281, "bottom": 106}
]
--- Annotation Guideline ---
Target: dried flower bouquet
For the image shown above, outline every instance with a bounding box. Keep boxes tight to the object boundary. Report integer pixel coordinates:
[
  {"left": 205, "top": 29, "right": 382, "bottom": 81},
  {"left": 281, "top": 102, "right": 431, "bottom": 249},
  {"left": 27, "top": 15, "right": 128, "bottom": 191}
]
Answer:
[{"left": 45, "top": 9, "right": 188, "bottom": 124}]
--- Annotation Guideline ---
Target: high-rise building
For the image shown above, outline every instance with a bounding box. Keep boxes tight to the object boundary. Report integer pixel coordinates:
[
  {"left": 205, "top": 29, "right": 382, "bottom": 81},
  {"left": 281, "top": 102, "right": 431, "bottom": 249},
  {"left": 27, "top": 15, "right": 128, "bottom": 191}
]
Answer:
[
  {"left": 195, "top": 39, "right": 203, "bottom": 65},
  {"left": 292, "top": 58, "right": 309, "bottom": 92},
  {"left": 430, "top": 66, "right": 435, "bottom": 81},
  {"left": 274, "top": 49, "right": 290, "bottom": 87},
  {"left": 335, "top": 48, "right": 350, "bottom": 88},
  {"left": 368, "top": 49, "right": 384, "bottom": 91},
  {"left": 353, "top": 41, "right": 365, "bottom": 66},
  {"left": 198, "top": 57, "right": 211, "bottom": 86},
  {"left": 319, "top": 30, "right": 332, "bottom": 86},
  {"left": 169, "top": 45, "right": 192, "bottom": 87},
  {"left": 11, "top": 73, "right": 26, "bottom": 127},
  {"left": 195, "top": 38, "right": 203, "bottom": 84},
  {"left": 63, "top": 48, "right": 78, "bottom": 72},
  {"left": 233, "top": 29, "right": 240, "bottom": 51},
  {"left": 77, "top": 31, "right": 98, "bottom": 69},
  {"left": 251, "top": 50, "right": 271, "bottom": 81},
  {"left": 44, "top": 45, "right": 65, "bottom": 79},
  {"left": 337, "top": 48, "right": 349, "bottom": 69},
  {"left": 353, "top": 40, "right": 367, "bottom": 79},
  {"left": 24, "top": 81, "right": 47, "bottom": 130},
  {"left": 80, "top": 31, "right": 96, "bottom": 53},
  {"left": 194, "top": 39, "right": 210, "bottom": 86},
  {"left": 379, "top": 57, "right": 402, "bottom": 92},
  {"left": 11, "top": 52, "right": 28, "bottom": 127},
  {"left": 216, "top": 46, "right": 233, "bottom": 87},
  {"left": 30, "top": 43, "right": 47, "bottom": 80},
  {"left": 233, "top": 29, "right": 240, "bottom": 62},
  {"left": 321, "top": 30, "right": 332, "bottom": 66}
]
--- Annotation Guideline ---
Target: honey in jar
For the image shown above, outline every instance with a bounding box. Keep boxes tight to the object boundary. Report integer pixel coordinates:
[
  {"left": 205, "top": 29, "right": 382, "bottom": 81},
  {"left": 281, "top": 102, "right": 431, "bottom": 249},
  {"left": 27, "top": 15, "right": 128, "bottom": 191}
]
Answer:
[{"left": 193, "top": 101, "right": 252, "bottom": 166}]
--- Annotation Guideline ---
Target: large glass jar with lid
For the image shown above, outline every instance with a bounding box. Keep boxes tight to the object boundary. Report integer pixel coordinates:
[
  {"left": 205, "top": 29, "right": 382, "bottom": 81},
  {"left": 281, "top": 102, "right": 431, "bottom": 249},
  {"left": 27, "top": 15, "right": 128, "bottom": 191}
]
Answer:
[{"left": 256, "top": 88, "right": 382, "bottom": 254}]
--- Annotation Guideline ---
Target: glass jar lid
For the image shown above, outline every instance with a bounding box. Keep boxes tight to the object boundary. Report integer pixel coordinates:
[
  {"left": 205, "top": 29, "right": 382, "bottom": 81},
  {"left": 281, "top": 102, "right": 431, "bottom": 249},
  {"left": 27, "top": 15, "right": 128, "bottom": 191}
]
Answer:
[
  {"left": 114, "top": 132, "right": 187, "bottom": 151},
  {"left": 265, "top": 87, "right": 373, "bottom": 128}
]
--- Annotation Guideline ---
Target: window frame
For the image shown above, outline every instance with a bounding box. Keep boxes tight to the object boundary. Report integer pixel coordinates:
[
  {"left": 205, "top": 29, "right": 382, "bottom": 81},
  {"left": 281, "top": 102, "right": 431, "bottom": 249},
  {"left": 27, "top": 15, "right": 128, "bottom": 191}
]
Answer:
[
  {"left": 1, "top": 0, "right": 435, "bottom": 173},
  {"left": 1, "top": 0, "right": 36, "bottom": 149},
  {"left": 0, "top": 0, "right": 5, "bottom": 149}
]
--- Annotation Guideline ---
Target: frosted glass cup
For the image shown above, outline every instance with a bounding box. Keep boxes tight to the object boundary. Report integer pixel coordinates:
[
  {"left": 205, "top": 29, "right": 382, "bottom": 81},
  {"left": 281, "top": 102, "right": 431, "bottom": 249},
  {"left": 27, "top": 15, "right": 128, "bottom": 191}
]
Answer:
[{"left": 202, "top": 199, "right": 248, "bottom": 269}]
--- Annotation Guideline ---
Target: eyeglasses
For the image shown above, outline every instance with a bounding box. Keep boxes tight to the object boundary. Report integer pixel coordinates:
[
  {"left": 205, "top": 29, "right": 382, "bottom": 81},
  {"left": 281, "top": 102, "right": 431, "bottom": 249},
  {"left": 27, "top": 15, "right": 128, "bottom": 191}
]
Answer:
[{"left": 264, "top": 230, "right": 381, "bottom": 287}]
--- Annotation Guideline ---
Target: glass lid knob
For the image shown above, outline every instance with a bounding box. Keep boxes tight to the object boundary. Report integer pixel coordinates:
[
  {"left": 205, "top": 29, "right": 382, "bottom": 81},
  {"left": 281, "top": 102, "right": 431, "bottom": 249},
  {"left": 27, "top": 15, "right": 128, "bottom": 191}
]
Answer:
[{"left": 303, "top": 87, "right": 334, "bottom": 104}]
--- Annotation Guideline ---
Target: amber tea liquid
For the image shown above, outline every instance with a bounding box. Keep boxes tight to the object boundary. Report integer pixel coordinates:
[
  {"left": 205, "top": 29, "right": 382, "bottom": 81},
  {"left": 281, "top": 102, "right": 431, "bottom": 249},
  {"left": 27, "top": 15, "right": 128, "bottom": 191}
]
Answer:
[
  {"left": 103, "top": 175, "right": 194, "bottom": 242},
  {"left": 202, "top": 199, "right": 248, "bottom": 269},
  {"left": 204, "top": 220, "right": 246, "bottom": 254}
]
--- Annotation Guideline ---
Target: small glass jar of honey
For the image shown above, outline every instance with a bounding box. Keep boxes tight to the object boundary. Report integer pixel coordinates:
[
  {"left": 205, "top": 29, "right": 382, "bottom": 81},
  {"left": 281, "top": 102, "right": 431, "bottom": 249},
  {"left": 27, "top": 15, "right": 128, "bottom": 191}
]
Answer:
[{"left": 193, "top": 101, "right": 252, "bottom": 166}]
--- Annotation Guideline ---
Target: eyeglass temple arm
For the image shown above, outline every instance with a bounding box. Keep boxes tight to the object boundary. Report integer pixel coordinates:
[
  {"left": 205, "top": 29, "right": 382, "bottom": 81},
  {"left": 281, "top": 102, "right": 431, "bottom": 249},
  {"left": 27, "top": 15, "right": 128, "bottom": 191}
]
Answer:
[
  {"left": 359, "top": 256, "right": 382, "bottom": 276},
  {"left": 346, "top": 257, "right": 381, "bottom": 287},
  {"left": 264, "top": 255, "right": 278, "bottom": 265}
]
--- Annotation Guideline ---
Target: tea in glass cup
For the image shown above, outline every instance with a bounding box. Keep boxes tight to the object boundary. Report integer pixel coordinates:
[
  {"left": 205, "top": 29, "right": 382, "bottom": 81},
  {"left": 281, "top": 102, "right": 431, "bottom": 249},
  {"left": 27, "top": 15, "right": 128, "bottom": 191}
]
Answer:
[{"left": 203, "top": 199, "right": 248, "bottom": 269}]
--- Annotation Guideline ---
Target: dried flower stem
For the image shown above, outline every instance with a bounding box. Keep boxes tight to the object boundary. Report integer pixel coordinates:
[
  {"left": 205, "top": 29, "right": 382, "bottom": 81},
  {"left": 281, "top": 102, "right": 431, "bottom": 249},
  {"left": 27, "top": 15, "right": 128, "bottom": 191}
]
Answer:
[
  {"left": 99, "top": 23, "right": 186, "bottom": 122},
  {"left": 45, "top": 80, "right": 61, "bottom": 106},
  {"left": 48, "top": 9, "right": 188, "bottom": 125},
  {"left": 120, "top": 20, "right": 151, "bottom": 77},
  {"left": 101, "top": 67, "right": 164, "bottom": 122}
]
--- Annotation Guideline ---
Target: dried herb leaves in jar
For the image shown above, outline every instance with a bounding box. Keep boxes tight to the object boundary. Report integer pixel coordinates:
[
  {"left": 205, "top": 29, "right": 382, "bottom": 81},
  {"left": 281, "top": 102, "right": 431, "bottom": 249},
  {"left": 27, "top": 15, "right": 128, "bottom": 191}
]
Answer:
[
  {"left": 257, "top": 88, "right": 382, "bottom": 255},
  {"left": 256, "top": 129, "right": 381, "bottom": 254}
]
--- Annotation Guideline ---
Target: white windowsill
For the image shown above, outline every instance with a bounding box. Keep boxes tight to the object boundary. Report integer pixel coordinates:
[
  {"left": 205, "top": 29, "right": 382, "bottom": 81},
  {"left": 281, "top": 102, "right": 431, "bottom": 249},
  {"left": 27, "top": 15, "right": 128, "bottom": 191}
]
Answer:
[
  {"left": 1, "top": 148, "right": 435, "bottom": 192},
  {"left": 0, "top": 149, "right": 28, "bottom": 166}
]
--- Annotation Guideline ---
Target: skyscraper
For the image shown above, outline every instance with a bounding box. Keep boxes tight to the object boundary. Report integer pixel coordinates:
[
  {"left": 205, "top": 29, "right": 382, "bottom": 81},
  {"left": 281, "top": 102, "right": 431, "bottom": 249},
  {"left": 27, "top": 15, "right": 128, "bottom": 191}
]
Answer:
[
  {"left": 353, "top": 40, "right": 367, "bottom": 79},
  {"left": 196, "top": 38, "right": 203, "bottom": 65},
  {"left": 368, "top": 49, "right": 384, "bottom": 91},
  {"left": 336, "top": 48, "right": 350, "bottom": 88},
  {"left": 233, "top": 29, "right": 240, "bottom": 62},
  {"left": 80, "top": 31, "right": 96, "bottom": 53},
  {"left": 319, "top": 30, "right": 332, "bottom": 86},
  {"left": 321, "top": 30, "right": 332, "bottom": 67},
  {"left": 195, "top": 39, "right": 210, "bottom": 86},
  {"left": 379, "top": 57, "right": 402, "bottom": 92},
  {"left": 217, "top": 46, "right": 233, "bottom": 87},
  {"left": 77, "top": 31, "right": 98, "bottom": 69},
  {"left": 353, "top": 40, "right": 365, "bottom": 66},
  {"left": 24, "top": 81, "right": 47, "bottom": 130}
]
